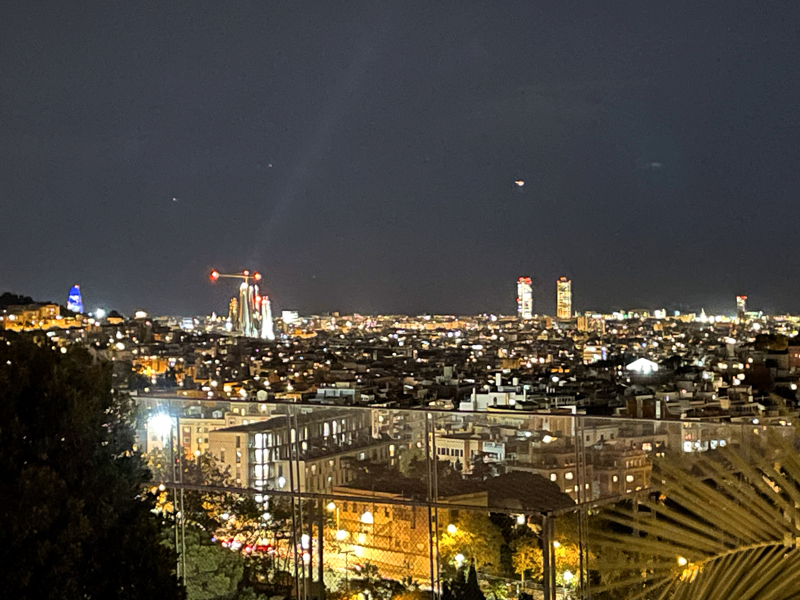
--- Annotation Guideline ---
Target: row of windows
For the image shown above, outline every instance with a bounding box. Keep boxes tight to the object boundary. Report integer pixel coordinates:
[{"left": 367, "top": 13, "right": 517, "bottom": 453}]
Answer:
[
  {"left": 550, "top": 472, "right": 636, "bottom": 484},
  {"left": 437, "top": 447, "right": 464, "bottom": 457}
]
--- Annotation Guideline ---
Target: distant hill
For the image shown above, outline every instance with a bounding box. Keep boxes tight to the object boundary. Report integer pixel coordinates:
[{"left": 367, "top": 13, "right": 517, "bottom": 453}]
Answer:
[{"left": 0, "top": 292, "right": 36, "bottom": 309}]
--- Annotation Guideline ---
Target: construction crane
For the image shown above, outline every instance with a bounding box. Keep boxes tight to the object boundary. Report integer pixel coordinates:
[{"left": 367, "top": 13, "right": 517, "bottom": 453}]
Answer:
[
  {"left": 209, "top": 269, "right": 262, "bottom": 284},
  {"left": 208, "top": 269, "right": 274, "bottom": 340}
]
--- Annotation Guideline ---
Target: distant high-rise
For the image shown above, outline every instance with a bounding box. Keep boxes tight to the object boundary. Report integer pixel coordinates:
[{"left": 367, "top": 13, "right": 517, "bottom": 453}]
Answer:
[
  {"left": 736, "top": 295, "right": 747, "bottom": 320},
  {"left": 556, "top": 277, "right": 572, "bottom": 319},
  {"left": 517, "top": 277, "right": 533, "bottom": 319},
  {"left": 66, "top": 285, "right": 83, "bottom": 314}
]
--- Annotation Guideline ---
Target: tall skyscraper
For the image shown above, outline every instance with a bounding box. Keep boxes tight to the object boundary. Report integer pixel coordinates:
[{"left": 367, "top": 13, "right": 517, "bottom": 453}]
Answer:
[
  {"left": 556, "top": 277, "right": 572, "bottom": 319},
  {"left": 736, "top": 295, "right": 747, "bottom": 320},
  {"left": 66, "top": 285, "right": 83, "bottom": 314},
  {"left": 517, "top": 277, "right": 533, "bottom": 319}
]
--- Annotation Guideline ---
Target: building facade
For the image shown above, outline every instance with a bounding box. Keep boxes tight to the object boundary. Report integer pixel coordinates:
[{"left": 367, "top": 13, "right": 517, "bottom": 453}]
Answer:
[
  {"left": 556, "top": 277, "right": 572, "bottom": 319},
  {"left": 517, "top": 277, "right": 533, "bottom": 320}
]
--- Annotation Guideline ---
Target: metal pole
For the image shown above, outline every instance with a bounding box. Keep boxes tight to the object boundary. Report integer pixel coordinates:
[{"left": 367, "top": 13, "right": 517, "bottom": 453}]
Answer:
[
  {"left": 170, "top": 417, "right": 180, "bottom": 580},
  {"left": 542, "top": 514, "right": 556, "bottom": 600},
  {"left": 317, "top": 499, "right": 324, "bottom": 596},
  {"left": 287, "top": 416, "right": 300, "bottom": 600},
  {"left": 424, "top": 414, "right": 437, "bottom": 599},
  {"left": 179, "top": 429, "right": 187, "bottom": 584},
  {"left": 574, "top": 417, "right": 587, "bottom": 599},
  {"left": 430, "top": 414, "right": 442, "bottom": 598}
]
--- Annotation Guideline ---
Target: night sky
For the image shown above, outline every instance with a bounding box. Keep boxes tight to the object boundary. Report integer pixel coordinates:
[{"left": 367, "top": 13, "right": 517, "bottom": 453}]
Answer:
[{"left": 2, "top": 2, "right": 798, "bottom": 317}]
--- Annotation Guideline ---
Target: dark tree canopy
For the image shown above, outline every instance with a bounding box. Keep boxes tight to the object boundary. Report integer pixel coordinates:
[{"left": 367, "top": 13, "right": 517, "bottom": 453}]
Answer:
[
  {"left": 0, "top": 333, "right": 184, "bottom": 600},
  {"left": 0, "top": 291, "right": 35, "bottom": 308}
]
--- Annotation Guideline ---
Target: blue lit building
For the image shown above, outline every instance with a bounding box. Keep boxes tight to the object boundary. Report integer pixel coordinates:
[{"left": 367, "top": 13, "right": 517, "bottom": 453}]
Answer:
[{"left": 67, "top": 285, "right": 83, "bottom": 313}]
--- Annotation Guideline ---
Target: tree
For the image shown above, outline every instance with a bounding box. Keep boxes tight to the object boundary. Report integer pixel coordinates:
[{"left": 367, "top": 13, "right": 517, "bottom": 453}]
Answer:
[
  {"left": 591, "top": 433, "right": 800, "bottom": 600},
  {"left": 177, "top": 526, "right": 244, "bottom": 600},
  {"left": 511, "top": 535, "right": 580, "bottom": 586},
  {"left": 511, "top": 536, "right": 542, "bottom": 581},
  {"left": 464, "top": 564, "right": 486, "bottom": 600},
  {"left": 0, "top": 334, "right": 184, "bottom": 600},
  {"left": 439, "top": 512, "right": 504, "bottom": 573},
  {"left": 0, "top": 291, "right": 35, "bottom": 307}
]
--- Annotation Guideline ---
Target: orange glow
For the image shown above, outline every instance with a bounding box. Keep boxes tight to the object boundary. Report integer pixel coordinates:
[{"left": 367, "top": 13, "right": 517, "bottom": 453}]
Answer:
[
  {"left": 210, "top": 270, "right": 220, "bottom": 281},
  {"left": 254, "top": 272, "right": 262, "bottom": 281}
]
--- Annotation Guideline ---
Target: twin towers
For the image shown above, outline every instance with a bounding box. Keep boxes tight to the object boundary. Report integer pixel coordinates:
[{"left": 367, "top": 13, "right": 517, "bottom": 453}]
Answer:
[{"left": 517, "top": 276, "right": 572, "bottom": 320}]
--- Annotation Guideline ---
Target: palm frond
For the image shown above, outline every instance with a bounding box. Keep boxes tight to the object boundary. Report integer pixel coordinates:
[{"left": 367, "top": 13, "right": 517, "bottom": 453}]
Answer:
[{"left": 590, "top": 431, "right": 800, "bottom": 600}]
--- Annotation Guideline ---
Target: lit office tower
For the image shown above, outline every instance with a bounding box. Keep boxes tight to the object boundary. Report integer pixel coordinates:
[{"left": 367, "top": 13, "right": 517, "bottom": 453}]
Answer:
[
  {"left": 517, "top": 277, "right": 533, "bottom": 319},
  {"left": 736, "top": 295, "right": 747, "bottom": 320},
  {"left": 66, "top": 284, "right": 83, "bottom": 314},
  {"left": 556, "top": 277, "right": 572, "bottom": 319}
]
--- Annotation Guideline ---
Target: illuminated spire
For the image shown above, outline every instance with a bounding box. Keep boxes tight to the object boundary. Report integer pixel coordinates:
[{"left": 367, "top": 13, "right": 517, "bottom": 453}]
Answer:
[{"left": 261, "top": 296, "right": 275, "bottom": 341}]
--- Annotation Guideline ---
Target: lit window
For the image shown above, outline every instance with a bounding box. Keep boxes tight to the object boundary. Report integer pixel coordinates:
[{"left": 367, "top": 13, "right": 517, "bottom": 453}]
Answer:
[
  {"left": 550, "top": 473, "right": 557, "bottom": 482},
  {"left": 565, "top": 472, "right": 574, "bottom": 481}
]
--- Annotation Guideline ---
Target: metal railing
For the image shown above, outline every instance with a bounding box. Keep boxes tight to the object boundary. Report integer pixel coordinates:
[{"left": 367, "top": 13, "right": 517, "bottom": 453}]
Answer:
[{"left": 140, "top": 397, "right": 797, "bottom": 599}]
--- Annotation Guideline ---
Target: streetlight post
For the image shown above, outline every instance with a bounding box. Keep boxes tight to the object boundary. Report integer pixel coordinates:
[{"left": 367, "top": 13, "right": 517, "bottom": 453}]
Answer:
[
  {"left": 338, "top": 549, "right": 354, "bottom": 592},
  {"left": 148, "top": 409, "right": 185, "bottom": 582}
]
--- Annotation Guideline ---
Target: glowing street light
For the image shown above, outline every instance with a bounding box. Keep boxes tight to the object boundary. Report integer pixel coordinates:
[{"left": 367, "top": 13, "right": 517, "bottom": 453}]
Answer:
[
  {"left": 447, "top": 524, "right": 457, "bottom": 535},
  {"left": 360, "top": 511, "right": 374, "bottom": 524},
  {"left": 148, "top": 413, "right": 173, "bottom": 439},
  {"left": 327, "top": 502, "right": 336, "bottom": 512}
]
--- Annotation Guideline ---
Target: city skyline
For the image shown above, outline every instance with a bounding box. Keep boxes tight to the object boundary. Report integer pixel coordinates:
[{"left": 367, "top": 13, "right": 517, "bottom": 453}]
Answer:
[
  {"left": 2, "top": 2, "right": 798, "bottom": 316},
  {"left": 0, "top": 282, "right": 775, "bottom": 322},
  {"left": 2, "top": 3, "right": 798, "bottom": 599}
]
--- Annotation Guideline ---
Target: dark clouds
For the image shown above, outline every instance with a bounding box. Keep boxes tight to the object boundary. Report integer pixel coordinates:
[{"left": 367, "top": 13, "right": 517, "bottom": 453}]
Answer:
[{"left": 1, "top": 1, "right": 798, "bottom": 316}]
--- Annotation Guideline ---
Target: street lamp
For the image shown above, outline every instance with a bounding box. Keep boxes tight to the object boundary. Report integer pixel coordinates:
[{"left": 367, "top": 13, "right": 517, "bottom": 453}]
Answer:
[
  {"left": 338, "top": 548, "right": 354, "bottom": 592},
  {"left": 149, "top": 412, "right": 173, "bottom": 440},
  {"left": 562, "top": 570, "right": 575, "bottom": 599},
  {"left": 147, "top": 409, "right": 185, "bottom": 580}
]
